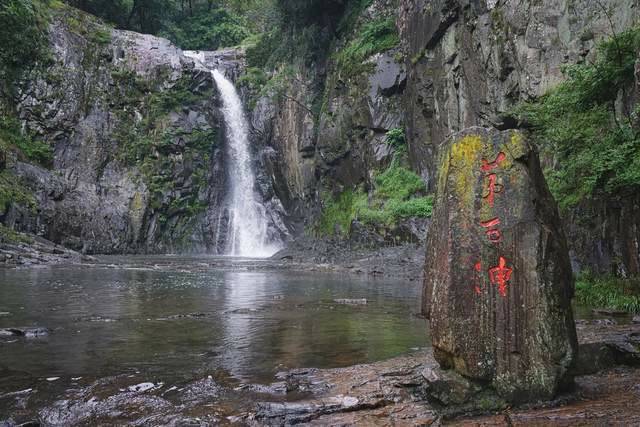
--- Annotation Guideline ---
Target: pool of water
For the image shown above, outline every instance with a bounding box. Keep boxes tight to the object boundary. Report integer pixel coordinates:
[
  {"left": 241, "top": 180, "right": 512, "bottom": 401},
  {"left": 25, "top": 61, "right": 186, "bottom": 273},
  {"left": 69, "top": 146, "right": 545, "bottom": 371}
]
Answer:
[{"left": 0, "top": 256, "right": 427, "bottom": 396}]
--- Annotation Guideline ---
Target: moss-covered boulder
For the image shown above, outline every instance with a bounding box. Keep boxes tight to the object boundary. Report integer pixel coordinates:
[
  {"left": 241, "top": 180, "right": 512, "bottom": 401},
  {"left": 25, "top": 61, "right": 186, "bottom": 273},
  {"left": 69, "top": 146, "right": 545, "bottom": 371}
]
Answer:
[{"left": 423, "top": 127, "right": 578, "bottom": 402}]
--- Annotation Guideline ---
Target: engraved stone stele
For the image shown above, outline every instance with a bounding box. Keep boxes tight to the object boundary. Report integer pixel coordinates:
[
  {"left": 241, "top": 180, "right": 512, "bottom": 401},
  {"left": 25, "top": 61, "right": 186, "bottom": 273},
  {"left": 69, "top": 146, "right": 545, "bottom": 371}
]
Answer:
[{"left": 423, "top": 127, "right": 578, "bottom": 403}]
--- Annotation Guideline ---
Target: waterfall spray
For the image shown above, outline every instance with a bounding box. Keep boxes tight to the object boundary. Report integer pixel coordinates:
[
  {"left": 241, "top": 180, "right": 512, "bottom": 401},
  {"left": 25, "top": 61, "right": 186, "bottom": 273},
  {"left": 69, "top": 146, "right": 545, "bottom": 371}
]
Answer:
[{"left": 212, "top": 70, "right": 281, "bottom": 258}]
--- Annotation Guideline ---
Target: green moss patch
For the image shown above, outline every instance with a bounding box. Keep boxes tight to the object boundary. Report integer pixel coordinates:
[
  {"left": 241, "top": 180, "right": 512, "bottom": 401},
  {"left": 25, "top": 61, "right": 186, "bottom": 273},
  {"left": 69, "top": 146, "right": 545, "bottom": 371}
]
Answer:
[{"left": 0, "top": 223, "right": 33, "bottom": 244}]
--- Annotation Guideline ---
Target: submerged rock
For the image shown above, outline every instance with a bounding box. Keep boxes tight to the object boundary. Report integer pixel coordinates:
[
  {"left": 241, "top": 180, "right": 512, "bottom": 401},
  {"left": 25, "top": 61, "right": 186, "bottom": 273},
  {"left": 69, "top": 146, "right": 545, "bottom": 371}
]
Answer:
[
  {"left": 333, "top": 298, "right": 368, "bottom": 305},
  {"left": 423, "top": 127, "right": 577, "bottom": 402},
  {"left": 0, "top": 327, "right": 49, "bottom": 338}
]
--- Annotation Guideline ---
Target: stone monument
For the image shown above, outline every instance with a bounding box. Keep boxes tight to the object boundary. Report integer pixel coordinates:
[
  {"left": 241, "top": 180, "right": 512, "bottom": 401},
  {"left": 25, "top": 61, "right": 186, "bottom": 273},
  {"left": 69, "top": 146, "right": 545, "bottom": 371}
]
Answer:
[{"left": 423, "top": 127, "right": 578, "bottom": 402}]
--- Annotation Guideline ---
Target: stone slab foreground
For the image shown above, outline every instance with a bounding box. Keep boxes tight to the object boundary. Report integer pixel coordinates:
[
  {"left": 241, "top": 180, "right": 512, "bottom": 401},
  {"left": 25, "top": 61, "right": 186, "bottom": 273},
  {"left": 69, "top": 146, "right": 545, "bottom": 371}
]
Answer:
[{"left": 423, "top": 127, "right": 578, "bottom": 402}]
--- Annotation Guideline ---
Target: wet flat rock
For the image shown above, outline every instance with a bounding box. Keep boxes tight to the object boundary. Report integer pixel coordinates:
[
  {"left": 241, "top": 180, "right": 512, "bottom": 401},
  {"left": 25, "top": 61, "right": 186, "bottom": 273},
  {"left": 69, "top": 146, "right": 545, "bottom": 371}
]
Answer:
[
  {"left": 247, "top": 323, "right": 640, "bottom": 426},
  {"left": 249, "top": 352, "right": 437, "bottom": 425},
  {"left": 423, "top": 127, "right": 577, "bottom": 402}
]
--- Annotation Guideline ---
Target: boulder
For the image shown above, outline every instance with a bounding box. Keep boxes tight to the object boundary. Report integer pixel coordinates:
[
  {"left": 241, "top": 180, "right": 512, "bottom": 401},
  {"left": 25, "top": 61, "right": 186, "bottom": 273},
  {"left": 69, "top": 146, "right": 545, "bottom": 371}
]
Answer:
[{"left": 423, "top": 127, "right": 578, "bottom": 402}]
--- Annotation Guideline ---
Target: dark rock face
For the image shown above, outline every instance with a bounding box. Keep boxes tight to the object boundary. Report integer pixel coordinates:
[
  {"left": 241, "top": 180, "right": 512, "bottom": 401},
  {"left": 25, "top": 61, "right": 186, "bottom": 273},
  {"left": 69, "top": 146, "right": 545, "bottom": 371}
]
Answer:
[
  {"left": 398, "top": 0, "right": 640, "bottom": 274},
  {"left": 423, "top": 127, "right": 578, "bottom": 402}
]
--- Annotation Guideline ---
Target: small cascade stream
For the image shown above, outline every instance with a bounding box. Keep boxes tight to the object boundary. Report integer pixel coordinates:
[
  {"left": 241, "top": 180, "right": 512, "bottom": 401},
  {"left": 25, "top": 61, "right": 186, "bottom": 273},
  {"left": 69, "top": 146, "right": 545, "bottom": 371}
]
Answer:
[{"left": 211, "top": 69, "right": 282, "bottom": 258}]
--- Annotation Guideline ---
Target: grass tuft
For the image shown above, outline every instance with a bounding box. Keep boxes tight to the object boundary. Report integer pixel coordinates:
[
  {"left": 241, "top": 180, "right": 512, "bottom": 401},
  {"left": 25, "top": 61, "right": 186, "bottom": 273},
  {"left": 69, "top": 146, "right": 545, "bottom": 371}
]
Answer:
[{"left": 575, "top": 273, "right": 640, "bottom": 314}]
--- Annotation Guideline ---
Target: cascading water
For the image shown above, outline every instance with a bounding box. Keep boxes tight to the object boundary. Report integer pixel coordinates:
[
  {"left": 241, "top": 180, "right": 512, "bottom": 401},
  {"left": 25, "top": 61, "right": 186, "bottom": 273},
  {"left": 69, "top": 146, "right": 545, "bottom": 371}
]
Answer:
[{"left": 212, "top": 69, "right": 281, "bottom": 258}]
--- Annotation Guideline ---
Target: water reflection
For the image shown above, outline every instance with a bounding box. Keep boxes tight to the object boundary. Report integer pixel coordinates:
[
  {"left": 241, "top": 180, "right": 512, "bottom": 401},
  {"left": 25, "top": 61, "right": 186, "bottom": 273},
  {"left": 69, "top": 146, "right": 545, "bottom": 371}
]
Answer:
[{"left": 0, "top": 257, "right": 427, "bottom": 392}]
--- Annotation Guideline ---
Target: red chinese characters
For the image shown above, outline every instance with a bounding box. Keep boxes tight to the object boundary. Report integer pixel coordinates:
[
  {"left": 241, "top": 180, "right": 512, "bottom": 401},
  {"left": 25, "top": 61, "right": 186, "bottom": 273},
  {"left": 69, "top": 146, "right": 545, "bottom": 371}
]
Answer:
[
  {"left": 474, "top": 152, "right": 513, "bottom": 297},
  {"left": 489, "top": 256, "right": 513, "bottom": 297},
  {"left": 481, "top": 152, "right": 506, "bottom": 172},
  {"left": 480, "top": 217, "right": 502, "bottom": 243},
  {"left": 481, "top": 152, "right": 506, "bottom": 207}
]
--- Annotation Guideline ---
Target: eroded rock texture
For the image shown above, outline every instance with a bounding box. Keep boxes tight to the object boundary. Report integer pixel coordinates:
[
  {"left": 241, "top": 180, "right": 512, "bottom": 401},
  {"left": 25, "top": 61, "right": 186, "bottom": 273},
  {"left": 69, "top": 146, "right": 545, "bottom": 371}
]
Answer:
[
  {"left": 423, "top": 127, "right": 577, "bottom": 402},
  {"left": 399, "top": 0, "right": 640, "bottom": 274}
]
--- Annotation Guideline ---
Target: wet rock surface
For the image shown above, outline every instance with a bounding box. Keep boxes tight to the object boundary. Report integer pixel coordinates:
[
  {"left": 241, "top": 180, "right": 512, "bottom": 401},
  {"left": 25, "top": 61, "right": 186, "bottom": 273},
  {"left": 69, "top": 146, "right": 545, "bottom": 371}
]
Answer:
[
  {"left": 0, "top": 231, "right": 91, "bottom": 268},
  {"left": 273, "top": 235, "right": 426, "bottom": 281},
  {"left": 241, "top": 323, "right": 640, "bottom": 426},
  {"left": 423, "top": 127, "right": 577, "bottom": 402},
  {"left": 0, "top": 320, "right": 639, "bottom": 425}
]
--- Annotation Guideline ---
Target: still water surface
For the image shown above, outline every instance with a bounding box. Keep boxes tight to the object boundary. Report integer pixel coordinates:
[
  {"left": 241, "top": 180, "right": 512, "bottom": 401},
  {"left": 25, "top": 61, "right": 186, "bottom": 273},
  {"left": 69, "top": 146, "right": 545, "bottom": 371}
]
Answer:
[{"left": 0, "top": 256, "right": 427, "bottom": 394}]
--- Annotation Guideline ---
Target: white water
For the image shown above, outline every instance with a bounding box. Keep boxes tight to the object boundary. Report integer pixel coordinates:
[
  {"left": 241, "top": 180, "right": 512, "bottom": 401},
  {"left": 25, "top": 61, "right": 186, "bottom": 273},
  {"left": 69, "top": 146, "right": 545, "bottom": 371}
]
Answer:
[{"left": 212, "top": 70, "right": 281, "bottom": 258}]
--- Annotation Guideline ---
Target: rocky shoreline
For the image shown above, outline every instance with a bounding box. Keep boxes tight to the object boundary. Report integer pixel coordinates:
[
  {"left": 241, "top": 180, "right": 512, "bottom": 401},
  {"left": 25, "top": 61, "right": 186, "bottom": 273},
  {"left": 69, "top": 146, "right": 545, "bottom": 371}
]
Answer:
[
  {"left": 1, "top": 229, "right": 426, "bottom": 285},
  {"left": 273, "top": 235, "right": 426, "bottom": 282},
  {"left": 0, "top": 230, "right": 93, "bottom": 268},
  {"left": 242, "top": 323, "right": 640, "bottom": 425},
  {"left": 2, "top": 322, "right": 638, "bottom": 425},
  {"left": 3, "top": 238, "right": 640, "bottom": 426}
]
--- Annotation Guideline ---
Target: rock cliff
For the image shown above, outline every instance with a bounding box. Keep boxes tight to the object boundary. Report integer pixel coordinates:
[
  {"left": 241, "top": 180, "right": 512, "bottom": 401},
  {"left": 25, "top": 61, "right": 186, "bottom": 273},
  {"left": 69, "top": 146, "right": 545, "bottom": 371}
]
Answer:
[
  {"left": 1, "top": 0, "right": 638, "bottom": 273},
  {"left": 397, "top": 0, "right": 640, "bottom": 274},
  {"left": 1, "top": 5, "right": 287, "bottom": 255}
]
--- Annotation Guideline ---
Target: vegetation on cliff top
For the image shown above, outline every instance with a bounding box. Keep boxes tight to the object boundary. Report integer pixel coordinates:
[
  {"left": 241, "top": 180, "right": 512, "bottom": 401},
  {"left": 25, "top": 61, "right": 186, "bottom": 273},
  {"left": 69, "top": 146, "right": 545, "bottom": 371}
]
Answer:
[
  {"left": 0, "top": 0, "right": 51, "bottom": 93},
  {"left": 515, "top": 26, "right": 640, "bottom": 209},
  {"left": 62, "top": 0, "right": 272, "bottom": 49}
]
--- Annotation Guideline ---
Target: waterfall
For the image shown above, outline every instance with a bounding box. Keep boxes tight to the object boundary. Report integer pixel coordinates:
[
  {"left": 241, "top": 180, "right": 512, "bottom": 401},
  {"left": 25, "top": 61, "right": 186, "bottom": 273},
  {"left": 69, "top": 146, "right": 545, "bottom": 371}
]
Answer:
[{"left": 211, "top": 70, "right": 281, "bottom": 258}]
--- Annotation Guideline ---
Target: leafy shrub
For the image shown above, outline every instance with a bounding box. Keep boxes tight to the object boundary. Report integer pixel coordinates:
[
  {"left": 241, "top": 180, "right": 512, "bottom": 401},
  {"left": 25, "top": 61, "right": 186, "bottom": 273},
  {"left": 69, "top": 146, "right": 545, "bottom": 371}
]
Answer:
[
  {"left": 315, "top": 189, "right": 367, "bottom": 236},
  {"left": 0, "top": 171, "right": 36, "bottom": 215},
  {"left": 335, "top": 16, "right": 399, "bottom": 77},
  {"left": 160, "top": 8, "right": 250, "bottom": 51},
  {"left": 385, "top": 196, "right": 433, "bottom": 219},
  {"left": 384, "top": 127, "right": 405, "bottom": 148},
  {"left": 0, "top": 0, "right": 50, "bottom": 87},
  {"left": 315, "top": 154, "right": 432, "bottom": 236},
  {"left": 237, "top": 67, "right": 268, "bottom": 92},
  {"left": 375, "top": 160, "right": 424, "bottom": 200},
  {"left": 513, "top": 27, "right": 640, "bottom": 209}
]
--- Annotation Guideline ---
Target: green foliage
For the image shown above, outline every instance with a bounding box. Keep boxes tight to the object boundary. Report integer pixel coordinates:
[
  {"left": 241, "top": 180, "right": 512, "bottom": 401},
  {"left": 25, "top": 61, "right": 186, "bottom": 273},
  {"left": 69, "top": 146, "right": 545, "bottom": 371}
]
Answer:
[
  {"left": 0, "top": 0, "right": 50, "bottom": 88},
  {"left": 146, "top": 78, "right": 207, "bottom": 118},
  {"left": 384, "top": 128, "right": 405, "bottom": 148},
  {"left": 335, "top": 16, "right": 399, "bottom": 77},
  {"left": 62, "top": 0, "right": 276, "bottom": 50},
  {"left": 375, "top": 160, "right": 425, "bottom": 200},
  {"left": 91, "top": 26, "right": 112, "bottom": 44},
  {"left": 513, "top": 27, "right": 640, "bottom": 209},
  {"left": 315, "top": 154, "right": 432, "bottom": 236},
  {"left": 277, "top": 0, "right": 347, "bottom": 26},
  {"left": 0, "top": 116, "right": 52, "bottom": 166},
  {"left": 316, "top": 189, "right": 367, "bottom": 236},
  {"left": 0, "top": 171, "right": 36, "bottom": 215},
  {"left": 575, "top": 273, "right": 640, "bottom": 314},
  {"left": 237, "top": 67, "right": 268, "bottom": 92},
  {"left": 335, "top": 0, "right": 372, "bottom": 35},
  {"left": 160, "top": 8, "right": 250, "bottom": 50},
  {"left": 247, "top": 23, "right": 332, "bottom": 68}
]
